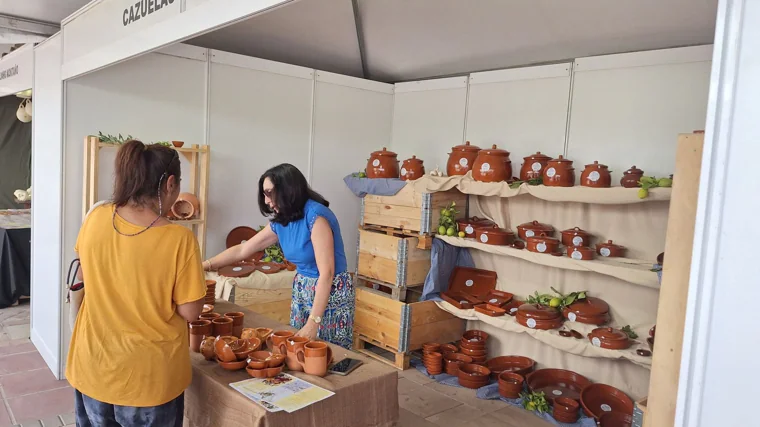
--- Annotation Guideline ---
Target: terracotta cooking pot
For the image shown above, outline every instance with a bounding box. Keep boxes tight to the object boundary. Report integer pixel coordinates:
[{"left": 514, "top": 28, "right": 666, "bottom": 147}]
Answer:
[
  {"left": 542, "top": 155, "right": 575, "bottom": 187},
  {"left": 588, "top": 327, "right": 631, "bottom": 350},
  {"left": 520, "top": 152, "right": 552, "bottom": 181},
  {"left": 476, "top": 225, "right": 515, "bottom": 246},
  {"left": 472, "top": 145, "right": 513, "bottom": 183},
  {"left": 596, "top": 240, "right": 626, "bottom": 258},
  {"left": 171, "top": 192, "right": 200, "bottom": 219},
  {"left": 517, "top": 220, "right": 554, "bottom": 240},
  {"left": 400, "top": 156, "right": 425, "bottom": 181},
  {"left": 456, "top": 216, "right": 495, "bottom": 238},
  {"left": 526, "top": 233, "right": 560, "bottom": 254},
  {"left": 561, "top": 227, "right": 591, "bottom": 247},
  {"left": 567, "top": 246, "right": 595, "bottom": 260},
  {"left": 366, "top": 147, "right": 400, "bottom": 179},
  {"left": 562, "top": 297, "right": 610, "bottom": 325},
  {"left": 620, "top": 166, "right": 644, "bottom": 188},
  {"left": 447, "top": 141, "right": 481, "bottom": 176},
  {"left": 580, "top": 161, "right": 612, "bottom": 188}
]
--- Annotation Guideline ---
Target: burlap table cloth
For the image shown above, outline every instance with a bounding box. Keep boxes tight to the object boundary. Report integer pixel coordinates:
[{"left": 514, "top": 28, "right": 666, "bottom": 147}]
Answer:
[{"left": 184, "top": 301, "right": 399, "bottom": 427}]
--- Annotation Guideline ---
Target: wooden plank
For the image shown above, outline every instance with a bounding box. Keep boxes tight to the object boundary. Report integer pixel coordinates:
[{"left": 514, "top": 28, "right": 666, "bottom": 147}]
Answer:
[
  {"left": 408, "top": 300, "right": 460, "bottom": 327},
  {"left": 407, "top": 318, "right": 466, "bottom": 351},
  {"left": 197, "top": 145, "right": 210, "bottom": 259},
  {"left": 364, "top": 184, "right": 419, "bottom": 207},
  {"left": 353, "top": 335, "right": 410, "bottom": 370},
  {"left": 353, "top": 308, "right": 401, "bottom": 349},
  {"left": 356, "top": 287, "right": 404, "bottom": 316},
  {"left": 362, "top": 211, "right": 421, "bottom": 232},
  {"left": 359, "top": 229, "right": 401, "bottom": 260},
  {"left": 358, "top": 252, "right": 399, "bottom": 285},
  {"left": 405, "top": 259, "right": 432, "bottom": 286},
  {"left": 363, "top": 203, "right": 421, "bottom": 221},
  {"left": 88, "top": 137, "right": 99, "bottom": 213},
  {"left": 645, "top": 134, "right": 703, "bottom": 427}
]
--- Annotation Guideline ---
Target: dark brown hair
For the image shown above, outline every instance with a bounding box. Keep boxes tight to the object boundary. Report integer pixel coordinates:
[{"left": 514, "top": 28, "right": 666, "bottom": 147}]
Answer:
[
  {"left": 259, "top": 163, "right": 329, "bottom": 225},
  {"left": 112, "top": 140, "right": 180, "bottom": 207}
]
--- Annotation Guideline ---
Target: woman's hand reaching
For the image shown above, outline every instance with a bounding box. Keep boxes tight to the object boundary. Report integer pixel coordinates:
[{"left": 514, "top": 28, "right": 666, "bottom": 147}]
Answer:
[{"left": 296, "top": 321, "right": 319, "bottom": 341}]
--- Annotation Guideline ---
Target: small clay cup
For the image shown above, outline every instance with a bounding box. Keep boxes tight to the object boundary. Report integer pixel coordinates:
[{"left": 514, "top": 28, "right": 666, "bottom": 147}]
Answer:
[
  {"left": 498, "top": 372, "right": 524, "bottom": 399},
  {"left": 212, "top": 317, "right": 233, "bottom": 337},
  {"left": 199, "top": 312, "right": 221, "bottom": 322},
  {"left": 188, "top": 320, "right": 212, "bottom": 352},
  {"left": 224, "top": 312, "right": 245, "bottom": 338},
  {"left": 285, "top": 336, "right": 310, "bottom": 371},
  {"left": 299, "top": 341, "right": 334, "bottom": 377},
  {"left": 267, "top": 330, "right": 295, "bottom": 355}
]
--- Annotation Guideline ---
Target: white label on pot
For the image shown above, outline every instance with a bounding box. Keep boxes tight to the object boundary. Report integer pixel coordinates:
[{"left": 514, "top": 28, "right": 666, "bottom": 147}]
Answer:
[
  {"left": 465, "top": 279, "right": 474, "bottom": 287},
  {"left": 531, "top": 162, "right": 542, "bottom": 172},
  {"left": 480, "top": 234, "right": 489, "bottom": 243},
  {"left": 489, "top": 298, "right": 499, "bottom": 304},
  {"left": 401, "top": 167, "right": 407, "bottom": 176},
  {"left": 537, "top": 242, "right": 547, "bottom": 253},
  {"left": 601, "top": 404, "right": 612, "bottom": 412},
  {"left": 510, "top": 308, "right": 518, "bottom": 314},
  {"left": 232, "top": 267, "right": 243, "bottom": 272},
  {"left": 465, "top": 225, "right": 474, "bottom": 234},
  {"left": 592, "top": 337, "right": 602, "bottom": 347},
  {"left": 481, "top": 162, "right": 491, "bottom": 172},
  {"left": 459, "top": 158, "right": 468, "bottom": 167},
  {"left": 600, "top": 247, "right": 611, "bottom": 257},
  {"left": 571, "top": 250, "right": 582, "bottom": 260},
  {"left": 525, "top": 230, "right": 535, "bottom": 238},
  {"left": 241, "top": 239, "right": 247, "bottom": 244},
  {"left": 527, "top": 318, "right": 537, "bottom": 328},
  {"left": 545, "top": 167, "right": 556, "bottom": 178},
  {"left": 589, "top": 171, "right": 600, "bottom": 182},
  {"left": 568, "top": 313, "right": 577, "bottom": 322},
  {"left": 460, "top": 300, "right": 468, "bottom": 305},
  {"left": 552, "top": 390, "right": 563, "bottom": 396},
  {"left": 262, "top": 266, "right": 271, "bottom": 270},
  {"left": 372, "top": 159, "right": 380, "bottom": 167},
  {"left": 572, "top": 236, "right": 583, "bottom": 246}
]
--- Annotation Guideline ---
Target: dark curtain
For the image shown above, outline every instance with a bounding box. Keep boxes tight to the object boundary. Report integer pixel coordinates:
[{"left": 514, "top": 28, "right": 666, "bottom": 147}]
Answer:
[{"left": 0, "top": 95, "right": 32, "bottom": 209}]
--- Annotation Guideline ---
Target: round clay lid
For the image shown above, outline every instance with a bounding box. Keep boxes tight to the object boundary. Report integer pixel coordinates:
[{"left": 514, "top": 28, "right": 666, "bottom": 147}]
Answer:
[
  {"left": 218, "top": 265, "right": 256, "bottom": 278},
  {"left": 403, "top": 155, "right": 424, "bottom": 165},
  {"left": 370, "top": 147, "right": 398, "bottom": 157},
  {"left": 589, "top": 327, "right": 628, "bottom": 343},
  {"left": 548, "top": 155, "right": 573, "bottom": 164},
  {"left": 451, "top": 141, "right": 482, "bottom": 152},
  {"left": 562, "top": 227, "right": 589, "bottom": 235},
  {"left": 526, "top": 233, "right": 559, "bottom": 244},
  {"left": 226, "top": 226, "right": 257, "bottom": 249},
  {"left": 480, "top": 144, "right": 510, "bottom": 157},
  {"left": 597, "top": 240, "right": 624, "bottom": 250},
  {"left": 584, "top": 160, "right": 608, "bottom": 169},
  {"left": 481, "top": 227, "right": 515, "bottom": 237},
  {"left": 517, "top": 303, "right": 561, "bottom": 320},
  {"left": 523, "top": 151, "right": 552, "bottom": 161},
  {"left": 255, "top": 262, "right": 282, "bottom": 274},
  {"left": 518, "top": 220, "right": 553, "bottom": 232},
  {"left": 623, "top": 166, "right": 644, "bottom": 175},
  {"left": 563, "top": 297, "right": 610, "bottom": 317}
]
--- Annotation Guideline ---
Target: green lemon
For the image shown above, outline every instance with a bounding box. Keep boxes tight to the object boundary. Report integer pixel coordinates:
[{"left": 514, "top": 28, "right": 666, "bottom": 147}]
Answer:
[
  {"left": 263, "top": 256, "right": 272, "bottom": 262},
  {"left": 658, "top": 177, "right": 673, "bottom": 187},
  {"left": 446, "top": 227, "right": 456, "bottom": 236},
  {"left": 549, "top": 298, "right": 561, "bottom": 308},
  {"left": 359, "top": 172, "right": 366, "bottom": 178},
  {"left": 526, "top": 402, "right": 536, "bottom": 411},
  {"left": 438, "top": 226, "right": 447, "bottom": 235},
  {"left": 458, "top": 231, "right": 466, "bottom": 238},
  {"left": 638, "top": 188, "right": 649, "bottom": 199}
]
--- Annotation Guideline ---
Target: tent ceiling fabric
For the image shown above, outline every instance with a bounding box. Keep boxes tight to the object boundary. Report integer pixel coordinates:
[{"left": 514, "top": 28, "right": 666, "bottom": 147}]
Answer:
[
  {"left": 189, "top": 0, "right": 718, "bottom": 83},
  {"left": 0, "top": 0, "right": 88, "bottom": 24}
]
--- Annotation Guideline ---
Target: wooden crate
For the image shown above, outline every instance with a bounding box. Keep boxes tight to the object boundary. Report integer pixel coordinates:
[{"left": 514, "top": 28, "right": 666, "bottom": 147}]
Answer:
[
  {"left": 357, "top": 228, "right": 431, "bottom": 293},
  {"left": 361, "top": 185, "right": 467, "bottom": 235},
  {"left": 353, "top": 287, "right": 466, "bottom": 369}
]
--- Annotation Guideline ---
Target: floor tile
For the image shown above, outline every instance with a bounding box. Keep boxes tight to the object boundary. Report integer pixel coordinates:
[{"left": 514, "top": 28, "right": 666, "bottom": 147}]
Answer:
[
  {"left": 0, "top": 403, "right": 12, "bottom": 427},
  {"left": 7, "top": 387, "right": 75, "bottom": 421},
  {"left": 425, "top": 403, "right": 483, "bottom": 426},
  {"left": 0, "top": 340, "right": 35, "bottom": 357},
  {"left": 398, "top": 368, "right": 435, "bottom": 386},
  {"left": 426, "top": 381, "right": 507, "bottom": 413},
  {"left": 59, "top": 413, "right": 75, "bottom": 425},
  {"left": 454, "top": 413, "right": 511, "bottom": 427},
  {"left": 397, "top": 408, "right": 438, "bottom": 427},
  {"left": 39, "top": 415, "right": 63, "bottom": 426},
  {"left": 397, "top": 377, "right": 462, "bottom": 418},
  {"left": 0, "top": 352, "right": 46, "bottom": 375},
  {"left": 4, "top": 324, "right": 30, "bottom": 341},
  {"left": 0, "top": 368, "right": 70, "bottom": 398},
  {"left": 490, "top": 404, "right": 554, "bottom": 427}
]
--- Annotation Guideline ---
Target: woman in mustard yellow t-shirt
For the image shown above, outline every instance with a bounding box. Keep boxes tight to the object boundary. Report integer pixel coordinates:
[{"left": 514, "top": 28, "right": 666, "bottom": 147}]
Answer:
[{"left": 67, "top": 140, "right": 206, "bottom": 426}]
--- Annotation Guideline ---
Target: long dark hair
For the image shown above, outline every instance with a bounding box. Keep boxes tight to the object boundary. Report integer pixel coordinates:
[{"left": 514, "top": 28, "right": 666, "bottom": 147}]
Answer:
[
  {"left": 112, "top": 140, "right": 180, "bottom": 208},
  {"left": 259, "top": 164, "right": 329, "bottom": 225}
]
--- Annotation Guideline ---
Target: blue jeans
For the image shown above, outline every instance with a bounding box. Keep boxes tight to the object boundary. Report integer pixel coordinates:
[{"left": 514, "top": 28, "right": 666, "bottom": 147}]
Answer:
[{"left": 75, "top": 390, "right": 184, "bottom": 427}]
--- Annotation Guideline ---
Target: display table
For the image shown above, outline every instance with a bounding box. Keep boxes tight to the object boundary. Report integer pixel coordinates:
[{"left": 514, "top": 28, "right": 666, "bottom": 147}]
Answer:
[
  {"left": 184, "top": 301, "right": 399, "bottom": 427},
  {"left": 0, "top": 209, "right": 31, "bottom": 308}
]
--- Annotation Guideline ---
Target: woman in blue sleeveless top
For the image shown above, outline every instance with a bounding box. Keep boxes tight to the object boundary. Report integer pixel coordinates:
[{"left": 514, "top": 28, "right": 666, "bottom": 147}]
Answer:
[{"left": 204, "top": 164, "right": 354, "bottom": 348}]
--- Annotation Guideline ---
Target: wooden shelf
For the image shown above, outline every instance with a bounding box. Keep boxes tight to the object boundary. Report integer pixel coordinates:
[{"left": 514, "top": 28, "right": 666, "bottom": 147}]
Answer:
[
  {"left": 437, "top": 235, "right": 660, "bottom": 289},
  {"left": 435, "top": 300, "right": 653, "bottom": 369},
  {"left": 97, "top": 142, "right": 209, "bottom": 161}
]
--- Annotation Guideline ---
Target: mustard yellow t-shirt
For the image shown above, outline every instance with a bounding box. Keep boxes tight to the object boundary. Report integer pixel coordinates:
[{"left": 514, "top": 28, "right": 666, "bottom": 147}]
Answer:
[{"left": 66, "top": 204, "right": 205, "bottom": 407}]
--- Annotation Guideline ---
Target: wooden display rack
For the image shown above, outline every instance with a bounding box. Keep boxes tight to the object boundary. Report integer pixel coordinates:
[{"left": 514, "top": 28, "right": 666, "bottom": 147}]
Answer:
[{"left": 82, "top": 136, "right": 211, "bottom": 257}]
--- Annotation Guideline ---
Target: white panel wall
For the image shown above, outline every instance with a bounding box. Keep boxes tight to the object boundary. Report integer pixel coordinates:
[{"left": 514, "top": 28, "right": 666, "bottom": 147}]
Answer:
[
  {"left": 206, "top": 52, "right": 314, "bottom": 258},
  {"left": 62, "top": 50, "right": 207, "bottom": 370},
  {"left": 311, "top": 71, "right": 394, "bottom": 270},
  {"left": 466, "top": 63, "right": 572, "bottom": 170},
  {"left": 31, "top": 34, "right": 64, "bottom": 378},
  {"left": 567, "top": 47, "right": 712, "bottom": 180},
  {"left": 390, "top": 77, "right": 468, "bottom": 172}
]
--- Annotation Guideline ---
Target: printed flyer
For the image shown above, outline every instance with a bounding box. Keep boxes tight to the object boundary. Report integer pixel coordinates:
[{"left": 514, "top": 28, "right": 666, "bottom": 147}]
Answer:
[{"left": 230, "top": 373, "right": 335, "bottom": 413}]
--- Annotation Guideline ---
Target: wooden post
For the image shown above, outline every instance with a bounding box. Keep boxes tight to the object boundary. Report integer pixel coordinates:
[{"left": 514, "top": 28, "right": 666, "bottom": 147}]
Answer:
[{"left": 645, "top": 133, "right": 704, "bottom": 427}]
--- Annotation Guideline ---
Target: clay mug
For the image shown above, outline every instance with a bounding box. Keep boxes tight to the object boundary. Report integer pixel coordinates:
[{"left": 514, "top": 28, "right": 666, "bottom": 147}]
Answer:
[
  {"left": 267, "top": 330, "right": 295, "bottom": 355},
  {"left": 188, "top": 320, "right": 212, "bottom": 352},
  {"left": 298, "top": 341, "right": 334, "bottom": 377},
  {"left": 285, "top": 336, "right": 310, "bottom": 371},
  {"left": 199, "top": 312, "right": 221, "bottom": 322},
  {"left": 212, "top": 317, "right": 233, "bottom": 337},
  {"left": 224, "top": 312, "right": 245, "bottom": 338}
]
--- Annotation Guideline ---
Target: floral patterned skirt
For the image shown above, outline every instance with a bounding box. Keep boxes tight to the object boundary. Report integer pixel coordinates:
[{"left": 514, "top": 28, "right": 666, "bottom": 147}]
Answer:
[{"left": 290, "top": 271, "right": 355, "bottom": 349}]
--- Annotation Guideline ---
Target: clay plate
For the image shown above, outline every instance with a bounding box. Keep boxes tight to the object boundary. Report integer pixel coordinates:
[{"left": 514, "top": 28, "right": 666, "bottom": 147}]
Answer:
[
  {"left": 218, "top": 265, "right": 256, "bottom": 278},
  {"left": 255, "top": 262, "right": 282, "bottom": 274},
  {"left": 580, "top": 383, "right": 634, "bottom": 419},
  {"left": 526, "top": 369, "right": 592, "bottom": 403},
  {"left": 474, "top": 304, "right": 507, "bottom": 317},
  {"left": 219, "top": 359, "right": 247, "bottom": 371},
  {"left": 447, "top": 267, "right": 498, "bottom": 300},
  {"left": 441, "top": 291, "right": 483, "bottom": 309},
  {"left": 480, "top": 290, "right": 514, "bottom": 307},
  {"left": 503, "top": 299, "right": 524, "bottom": 316},
  {"left": 486, "top": 355, "right": 535, "bottom": 378}
]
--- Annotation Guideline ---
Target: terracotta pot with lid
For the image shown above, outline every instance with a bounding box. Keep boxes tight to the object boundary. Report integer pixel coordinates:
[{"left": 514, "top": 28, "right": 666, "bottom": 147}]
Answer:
[
  {"left": 520, "top": 152, "right": 552, "bottom": 181},
  {"left": 562, "top": 297, "right": 610, "bottom": 325},
  {"left": 595, "top": 240, "right": 626, "bottom": 258},
  {"left": 472, "top": 145, "right": 513, "bottom": 183},
  {"left": 456, "top": 216, "right": 496, "bottom": 238},
  {"left": 567, "top": 246, "right": 595, "bottom": 260},
  {"left": 525, "top": 233, "right": 560, "bottom": 254},
  {"left": 542, "top": 155, "right": 575, "bottom": 187},
  {"left": 516, "top": 304, "right": 563, "bottom": 330},
  {"left": 620, "top": 166, "right": 644, "bottom": 188},
  {"left": 580, "top": 161, "right": 612, "bottom": 188},
  {"left": 400, "top": 155, "right": 425, "bottom": 181},
  {"left": 561, "top": 227, "right": 591, "bottom": 247},
  {"left": 588, "top": 327, "right": 631, "bottom": 350},
  {"left": 447, "top": 141, "right": 482, "bottom": 176},
  {"left": 366, "top": 147, "right": 400, "bottom": 179},
  {"left": 476, "top": 225, "right": 516, "bottom": 246},
  {"left": 517, "top": 220, "right": 555, "bottom": 240}
]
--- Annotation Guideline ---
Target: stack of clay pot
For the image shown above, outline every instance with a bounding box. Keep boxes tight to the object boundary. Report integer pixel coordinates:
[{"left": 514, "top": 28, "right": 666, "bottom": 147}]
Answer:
[
  {"left": 553, "top": 397, "right": 581, "bottom": 423},
  {"left": 422, "top": 342, "right": 443, "bottom": 375},
  {"left": 443, "top": 351, "right": 473, "bottom": 376},
  {"left": 213, "top": 335, "right": 260, "bottom": 371},
  {"left": 459, "top": 330, "right": 488, "bottom": 364},
  {"left": 246, "top": 350, "right": 286, "bottom": 379},
  {"left": 457, "top": 363, "right": 491, "bottom": 389},
  {"left": 204, "top": 280, "right": 216, "bottom": 305},
  {"left": 498, "top": 371, "right": 525, "bottom": 399}
]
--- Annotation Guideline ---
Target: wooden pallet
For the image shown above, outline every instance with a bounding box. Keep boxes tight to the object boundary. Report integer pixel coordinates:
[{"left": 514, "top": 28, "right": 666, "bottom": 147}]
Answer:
[
  {"left": 356, "top": 274, "right": 420, "bottom": 301},
  {"left": 360, "top": 224, "right": 434, "bottom": 249},
  {"left": 353, "top": 334, "right": 410, "bottom": 370}
]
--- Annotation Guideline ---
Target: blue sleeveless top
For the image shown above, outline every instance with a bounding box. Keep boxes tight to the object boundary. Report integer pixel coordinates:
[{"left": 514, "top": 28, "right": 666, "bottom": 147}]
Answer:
[{"left": 270, "top": 199, "right": 348, "bottom": 279}]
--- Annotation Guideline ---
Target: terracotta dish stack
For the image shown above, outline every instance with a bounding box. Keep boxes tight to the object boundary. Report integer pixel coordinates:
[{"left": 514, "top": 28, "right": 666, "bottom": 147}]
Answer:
[
  {"left": 459, "top": 330, "right": 488, "bottom": 364},
  {"left": 485, "top": 355, "right": 535, "bottom": 380},
  {"left": 562, "top": 297, "right": 610, "bottom": 325},
  {"left": 443, "top": 351, "right": 473, "bottom": 376},
  {"left": 205, "top": 280, "right": 216, "bottom": 305},
  {"left": 457, "top": 363, "right": 491, "bottom": 389},
  {"left": 441, "top": 267, "right": 499, "bottom": 310},
  {"left": 580, "top": 383, "right": 634, "bottom": 421},
  {"left": 553, "top": 397, "right": 581, "bottom": 423},
  {"left": 516, "top": 303, "right": 563, "bottom": 330},
  {"left": 526, "top": 369, "right": 591, "bottom": 404},
  {"left": 214, "top": 335, "right": 260, "bottom": 371},
  {"left": 421, "top": 342, "right": 443, "bottom": 375},
  {"left": 497, "top": 371, "right": 524, "bottom": 399},
  {"left": 246, "top": 350, "right": 286, "bottom": 379}
]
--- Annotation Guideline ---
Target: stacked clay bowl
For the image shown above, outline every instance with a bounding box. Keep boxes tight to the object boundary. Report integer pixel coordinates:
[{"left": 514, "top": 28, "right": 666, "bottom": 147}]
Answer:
[
  {"left": 460, "top": 330, "right": 488, "bottom": 364},
  {"left": 498, "top": 372, "right": 524, "bottom": 399},
  {"left": 246, "top": 350, "right": 286, "bottom": 378},
  {"left": 443, "top": 352, "right": 473, "bottom": 376},
  {"left": 526, "top": 369, "right": 592, "bottom": 404},
  {"left": 205, "top": 280, "right": 216, "bottom": 305},
  {"left": 215, "top": 336, "right": 248, "bottom": 371},
  {"left": 553, "top": 397, "right": 581, "bottom": 423},
  {"left": 580, "top": 383, "right": 634, "bottom": 420},
  {"left": 422, "top": 342, "right": 443, "bottom": 375},
  {"left": 457, "top": 363, "right": 491, "bottom": 389},
  {"left": 486, "top": 355, "right": 536, "bottom": 380}
]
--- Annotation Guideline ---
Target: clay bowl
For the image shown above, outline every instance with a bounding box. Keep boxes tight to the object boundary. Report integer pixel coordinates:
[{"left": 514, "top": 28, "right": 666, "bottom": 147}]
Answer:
[
  {"left": 598, "top": 412, "right": 633, "bottom": 427},
  {"left": 567, "top": 246, "right": 595, "bottom": 261},
  {"left": 202, "top": 304, "right": 214, "bottom": 314},
  {"left": 498, "top": 372, "right": 524, "bottom": 399},
  {"left": 219, "top": 359, "right": 247, "bottom": 371},
  {"left": 423, "top": 352, "right": 443, "bottom": 363},
  {"left": 526, "top": 369, "right": 592, "bottom": 404},
  {"left": 249, "top": 350, "right": 286, "bottom": 369},
  {"left": 214, "top": 336, "right": 237, "bottom": 363},
  {"left": 553, "top": 397, "right": 580, "bottom": 421},
  {"left": 199, "top": 336, "right": 216, "bottom": 361},
  {"left": 443, "top": 353, "right": 473, "bottom": 375},
  {"left": 171, "top": 141, "right": 184, "bottom": 148},
  {"left": 459, "top": 347, "right": 487, "bottom": 358},
  {"left": 580, "top": 383, "right": 634, "bottom": 419},
  {"left": 440, "top": 343, "right": 458, "bottom": 355},
  {"left": 422, "top": 342, "right": 441, "bottom": 353},
  {"left": 486, "top": 356, "right": 536, "bottom": 378},
  {"left": 462, "top": 330, "right": 489, "bottom": 342},
  {"left": 231, "top": 339, "right": 255, "bottom": 360},
  {"left": 459, "top": 339, "right": 486, "bottom": 351},
  {"left": 458, "top": 364, "right": 491, "bottom": 389},
  {"left": 246, "top": 365, "right": 284, "bottom": 379}
]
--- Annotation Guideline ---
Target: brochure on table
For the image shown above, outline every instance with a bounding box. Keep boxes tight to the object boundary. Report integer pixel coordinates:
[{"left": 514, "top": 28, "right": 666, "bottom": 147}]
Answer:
[{"left": 230, "top": 373, "right": 335, "bottom": 413}]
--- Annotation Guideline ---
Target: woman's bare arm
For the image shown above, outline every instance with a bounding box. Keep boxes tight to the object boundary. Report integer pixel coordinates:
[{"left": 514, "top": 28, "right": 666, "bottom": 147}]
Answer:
[
  {"left": 176, "top": 299, "right": 204, "bottom": 322},
  {"left": 204, "top": 225, "right": 278, "bottom": 270}
]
